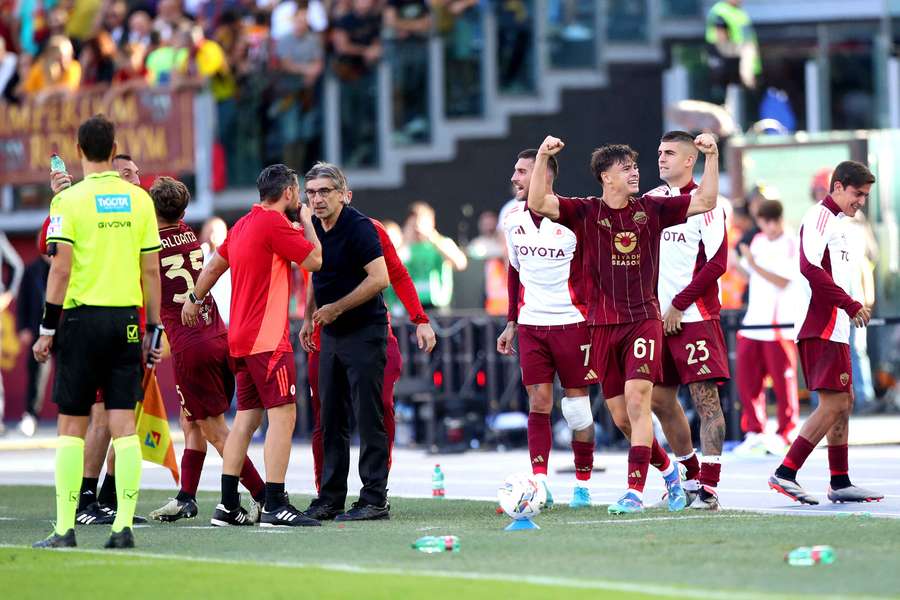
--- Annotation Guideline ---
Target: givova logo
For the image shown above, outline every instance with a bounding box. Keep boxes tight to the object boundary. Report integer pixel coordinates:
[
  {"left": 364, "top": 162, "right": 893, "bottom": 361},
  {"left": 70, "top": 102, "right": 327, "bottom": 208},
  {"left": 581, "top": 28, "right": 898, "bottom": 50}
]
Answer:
[{"left": 95, "top": 194, "right": 132, "bottom": 213}]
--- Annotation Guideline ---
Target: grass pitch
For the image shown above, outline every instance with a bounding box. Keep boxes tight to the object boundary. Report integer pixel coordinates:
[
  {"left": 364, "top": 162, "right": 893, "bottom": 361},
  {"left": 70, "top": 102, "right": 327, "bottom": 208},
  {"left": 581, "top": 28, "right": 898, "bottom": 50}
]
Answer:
[{"left": 1, "top": 486, "right": 899, "bottom": 599}]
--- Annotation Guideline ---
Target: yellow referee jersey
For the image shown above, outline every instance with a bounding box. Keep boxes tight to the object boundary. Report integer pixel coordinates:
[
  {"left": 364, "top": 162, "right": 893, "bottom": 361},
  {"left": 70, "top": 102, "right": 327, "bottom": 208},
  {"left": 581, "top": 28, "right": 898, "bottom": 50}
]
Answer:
[{"left": 45, "top": 171, "right": 162, "bottom": 309}]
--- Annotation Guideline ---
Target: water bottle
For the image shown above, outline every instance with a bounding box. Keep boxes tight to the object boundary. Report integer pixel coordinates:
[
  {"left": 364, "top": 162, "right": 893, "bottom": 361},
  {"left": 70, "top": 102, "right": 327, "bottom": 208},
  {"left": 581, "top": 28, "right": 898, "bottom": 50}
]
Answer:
[
  {"left": 785, "top": 546, "right": 835, "bottom": 566},
  {"left": 432, "top": 464, "right": 445, "bottom": 498},
  {"left": 412, "top": 535, "right": 459, "bottom": 553},
  {"left": 50, "top": 153, "right": 67, "bottom": 174}
]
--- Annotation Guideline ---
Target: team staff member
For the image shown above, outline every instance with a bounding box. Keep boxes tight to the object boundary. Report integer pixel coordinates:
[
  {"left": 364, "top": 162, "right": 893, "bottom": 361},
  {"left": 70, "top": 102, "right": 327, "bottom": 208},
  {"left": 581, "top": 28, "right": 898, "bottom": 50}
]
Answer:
[
  {"left": 49, "top": 152, "right": 147, "bottom": 527},
  {"left": 33, "top": 114, "right": 162, "bottom": 549},
  {"left": 185, "top": 164, "right": 322, "bottom": 528},
  {"left": 299, "top": 162, "right": 392, "bottom": 522}
]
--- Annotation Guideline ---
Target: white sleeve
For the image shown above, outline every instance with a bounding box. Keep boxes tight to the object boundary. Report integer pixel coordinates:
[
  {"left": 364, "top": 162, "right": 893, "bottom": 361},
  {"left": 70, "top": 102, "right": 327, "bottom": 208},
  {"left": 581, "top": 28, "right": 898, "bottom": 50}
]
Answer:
[
  {"left": 800, "top": 209, "right": 830, "bottom": 269},
  {"left": 0, "top": 233, "right": 24, "bottom": 297},
  {"left": 700, "top": 207, "right": 726, "bottom": 260},
  {"left": 503, "top": 224, "right": 519, "bottom": 271}
]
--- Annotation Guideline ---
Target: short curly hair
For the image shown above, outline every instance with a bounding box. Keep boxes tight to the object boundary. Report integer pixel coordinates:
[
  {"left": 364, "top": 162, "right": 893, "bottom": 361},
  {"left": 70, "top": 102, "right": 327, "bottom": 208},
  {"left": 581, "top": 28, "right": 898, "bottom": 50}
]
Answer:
[
  {"left": 150, "top": 176, "right": 190, "bottom": 223},
  {"left": 590, "top": 144, "right": 638, "bottom": 184}
]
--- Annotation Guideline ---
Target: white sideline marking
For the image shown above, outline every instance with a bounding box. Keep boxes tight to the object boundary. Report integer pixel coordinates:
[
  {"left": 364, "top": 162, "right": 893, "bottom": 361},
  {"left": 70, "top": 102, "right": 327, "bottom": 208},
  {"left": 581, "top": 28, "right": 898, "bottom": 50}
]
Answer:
[
  {"left": 565, "top": 514, "right": 766, "bottom": 525},
  {"left": 0, "top": 543, "right": 868, "bottom": 600}
]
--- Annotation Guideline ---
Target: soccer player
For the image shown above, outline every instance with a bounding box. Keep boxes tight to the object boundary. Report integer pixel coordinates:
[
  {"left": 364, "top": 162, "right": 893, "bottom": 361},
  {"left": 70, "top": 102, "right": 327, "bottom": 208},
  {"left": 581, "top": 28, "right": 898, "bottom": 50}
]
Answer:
[
  {"left": 528, "top": 133, "right": 720, "bottom": 514},
  {"left": 48, "top": 153, "right": 149, "bottom": 526},
  {"left": 304, "top": 219, "right": 436, "bottom": 497},
  {"left": 734, "top": 200, "right": 800, "bottom": 455},
  {"left": 496, "top": 148, "right": 598, "bottom": 509},
  {"left": 769, "top": 161, "right": 884, "bottom": 505},
  {"left": 653, "top": 130, "right": 730, "bottom": 510},
  {"left": 184, "top": 164, "right": 323, "bottom": 527},
  {"left": 33, "top": 115, "right": 162, "bottom": 548},
  {"left": 146, "top": 177, "right": 267, "bottom": 522}
]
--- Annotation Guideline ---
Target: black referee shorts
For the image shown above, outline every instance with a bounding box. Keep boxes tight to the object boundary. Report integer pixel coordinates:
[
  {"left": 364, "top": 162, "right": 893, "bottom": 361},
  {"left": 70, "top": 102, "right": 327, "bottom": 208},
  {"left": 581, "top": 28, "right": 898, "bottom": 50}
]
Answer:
[{"left": 52, "top": 306, "right": 143, "bottom": 417}]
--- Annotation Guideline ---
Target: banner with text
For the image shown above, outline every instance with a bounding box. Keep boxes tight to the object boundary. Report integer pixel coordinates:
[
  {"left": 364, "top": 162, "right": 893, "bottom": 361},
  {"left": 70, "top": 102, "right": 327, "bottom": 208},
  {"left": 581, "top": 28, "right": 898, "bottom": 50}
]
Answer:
[{"left": 0, "top": 86, "right": 195, "bottom": 185}]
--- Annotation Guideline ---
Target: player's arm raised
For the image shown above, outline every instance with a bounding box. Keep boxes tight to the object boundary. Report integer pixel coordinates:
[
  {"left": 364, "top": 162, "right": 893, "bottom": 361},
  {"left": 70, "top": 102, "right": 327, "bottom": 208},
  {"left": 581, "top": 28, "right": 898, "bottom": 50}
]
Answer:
[
  {"left": 527, "top": 135, "right": 564, "bottom": 220},
  {"left": 686, "top": 133, "right": 720, "bottom": 217}
]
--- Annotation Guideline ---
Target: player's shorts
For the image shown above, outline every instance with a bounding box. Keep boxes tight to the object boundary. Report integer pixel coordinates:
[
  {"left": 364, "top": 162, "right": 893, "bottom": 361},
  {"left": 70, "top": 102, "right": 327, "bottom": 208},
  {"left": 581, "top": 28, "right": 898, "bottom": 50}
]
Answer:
[
  {"left": 798, "top": 338, "right": 852, "bottom": 393},
  {"left": 234, "top": 350, "right": 296, "bottom": 411},
  {"left": 172, "top": 334, "right": 234, "bottom": 421},
  {"left": 53, "top": 306, "right": 143, "bottom": 416},
  {"left": 592, "top": 319, "right": 663, "bottom": 399},
  {"left": 659, "top": 320, "right": 730, "bottom": 386},
  {"left": 518, "top": 322, "right": 598, "bottom": 388}
]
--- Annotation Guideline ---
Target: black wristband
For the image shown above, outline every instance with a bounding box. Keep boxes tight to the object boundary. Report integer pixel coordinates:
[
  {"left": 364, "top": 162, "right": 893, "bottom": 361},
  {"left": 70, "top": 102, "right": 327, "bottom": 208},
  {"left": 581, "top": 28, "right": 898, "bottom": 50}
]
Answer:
[{"left": 41, "top": 302, "right": 63, "bottom": 329}]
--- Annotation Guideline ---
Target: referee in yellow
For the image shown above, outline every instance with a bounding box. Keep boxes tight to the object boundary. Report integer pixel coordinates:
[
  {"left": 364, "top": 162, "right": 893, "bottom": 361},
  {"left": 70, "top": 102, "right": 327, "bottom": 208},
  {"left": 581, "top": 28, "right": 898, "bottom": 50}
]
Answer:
[{"left": 32, "top": 114, "right": 162, "bottom": 549}]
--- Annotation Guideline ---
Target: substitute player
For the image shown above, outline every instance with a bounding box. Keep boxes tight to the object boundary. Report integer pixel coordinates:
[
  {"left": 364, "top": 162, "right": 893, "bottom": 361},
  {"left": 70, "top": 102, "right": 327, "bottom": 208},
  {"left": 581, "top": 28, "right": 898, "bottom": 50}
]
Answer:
[
  {"left": 303, "top": 215, "right": 436, "bottom": 503},
  {"left": 496, "top": 148, "right": 598, "bottom": 509},
  {"left": 653, "top": 131, "right": 730, "bottom": 510},
  {"left": 528, "top": 133, "right": 720, "bottom": 514},
  {"left": 184, "top": 164, "right": 322, "bottom": 527},
  {"left": 33, "top": 114, "right": 161, "bottom": 548},
  {"left": 769, "top": 161, "right": 883, "bottom": 505},
  {"left": 145, "top": 177, "right": 267, "bottom": 522}
]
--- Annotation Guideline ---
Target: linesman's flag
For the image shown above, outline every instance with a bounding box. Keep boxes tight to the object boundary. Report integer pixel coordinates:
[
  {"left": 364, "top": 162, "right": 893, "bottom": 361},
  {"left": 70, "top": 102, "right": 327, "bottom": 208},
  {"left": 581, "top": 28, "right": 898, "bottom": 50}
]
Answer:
[{"left": 136, "top": 369, "right": 180, "bottom": 484}]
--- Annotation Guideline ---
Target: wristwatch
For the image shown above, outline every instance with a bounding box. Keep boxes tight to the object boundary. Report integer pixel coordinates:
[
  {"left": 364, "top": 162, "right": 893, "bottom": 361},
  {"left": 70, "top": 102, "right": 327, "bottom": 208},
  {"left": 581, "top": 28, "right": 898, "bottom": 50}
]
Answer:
[{"left": 188, "top": 291, "right": 205, "bottom": 305}]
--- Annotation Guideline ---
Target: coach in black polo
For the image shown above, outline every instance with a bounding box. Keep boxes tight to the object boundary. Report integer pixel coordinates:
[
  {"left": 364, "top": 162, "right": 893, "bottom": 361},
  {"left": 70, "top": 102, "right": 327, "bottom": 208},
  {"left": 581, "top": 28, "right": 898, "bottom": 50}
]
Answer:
[{"left": 299, "top": 161, "right": 391, "bottom": 522}]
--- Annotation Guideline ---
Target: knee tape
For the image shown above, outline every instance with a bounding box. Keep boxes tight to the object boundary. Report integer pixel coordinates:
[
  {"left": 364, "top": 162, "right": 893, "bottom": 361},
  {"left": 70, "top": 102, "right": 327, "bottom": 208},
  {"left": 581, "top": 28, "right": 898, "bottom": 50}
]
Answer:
[{"left": 561, "top": 396, "right": 593, "bottom": 431}]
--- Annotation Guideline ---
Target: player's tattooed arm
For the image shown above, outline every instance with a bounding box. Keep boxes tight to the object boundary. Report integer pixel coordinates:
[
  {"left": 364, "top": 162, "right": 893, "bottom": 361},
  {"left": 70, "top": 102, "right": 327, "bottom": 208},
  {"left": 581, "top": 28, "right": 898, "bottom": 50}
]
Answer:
[
  {"left": 687, "top": 133, "right": 719, "bottom": 217},
  {"left": 528, "top": 136, "right": 564, "bottom": 220},
  {"left": 689, "top": 381, "right": 725, "bottom": 455}
]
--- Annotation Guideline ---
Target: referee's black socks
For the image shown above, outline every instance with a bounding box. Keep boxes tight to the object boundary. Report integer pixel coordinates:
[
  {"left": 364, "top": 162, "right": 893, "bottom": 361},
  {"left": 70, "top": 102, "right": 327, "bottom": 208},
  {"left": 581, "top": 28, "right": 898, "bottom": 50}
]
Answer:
[{"left": 264, "top": 482, "right": 286, "bottom": 511}]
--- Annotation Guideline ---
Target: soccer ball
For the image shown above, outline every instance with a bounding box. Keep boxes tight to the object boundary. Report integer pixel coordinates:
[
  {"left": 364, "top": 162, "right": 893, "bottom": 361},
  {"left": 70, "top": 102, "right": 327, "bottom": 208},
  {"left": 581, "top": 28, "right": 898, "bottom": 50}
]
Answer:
[{"left": 497, "top": 473, "right": 546, "bottom": 520}]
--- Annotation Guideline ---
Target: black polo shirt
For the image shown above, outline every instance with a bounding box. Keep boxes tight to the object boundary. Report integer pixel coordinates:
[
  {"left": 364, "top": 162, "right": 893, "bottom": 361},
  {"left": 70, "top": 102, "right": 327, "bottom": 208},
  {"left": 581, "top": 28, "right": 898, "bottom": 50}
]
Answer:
[{"left": 312, "top": 205, "right": 387, "bottom": 335}]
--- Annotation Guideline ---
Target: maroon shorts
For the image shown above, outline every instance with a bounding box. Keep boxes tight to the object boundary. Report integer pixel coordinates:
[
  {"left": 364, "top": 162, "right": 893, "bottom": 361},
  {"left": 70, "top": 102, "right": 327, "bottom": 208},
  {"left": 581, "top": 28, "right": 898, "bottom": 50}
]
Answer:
[
  {"left": 798, "top": 338, "right": 852, "bottom": 393},
  {"left": 172, "top": 335, "right": 234, "bottom": 421},
  {"left": 234, "top": 350, "right": 296, "bottom": 411},
  {"left": 518, "top": 322, "right": 598, "bottom": 389},
  {"left": 660, "top": 320, "right": 730, "bottom": 386},
  {"left": 593, "top": 319, "right": 663, "bottom": 399}
]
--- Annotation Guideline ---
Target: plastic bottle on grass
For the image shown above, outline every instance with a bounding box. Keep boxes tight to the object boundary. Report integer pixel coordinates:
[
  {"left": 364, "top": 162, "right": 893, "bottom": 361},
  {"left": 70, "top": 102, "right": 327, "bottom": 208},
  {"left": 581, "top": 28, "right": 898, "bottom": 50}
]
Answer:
[
  {"left": 413, "top": 535, "right": 460, "bottom": 553},
  {"left": 432, "top": 464, "right": 445, "bottom": 498},
  {"left": 786, "top": 546, "right": 835, "bottom": 566}
]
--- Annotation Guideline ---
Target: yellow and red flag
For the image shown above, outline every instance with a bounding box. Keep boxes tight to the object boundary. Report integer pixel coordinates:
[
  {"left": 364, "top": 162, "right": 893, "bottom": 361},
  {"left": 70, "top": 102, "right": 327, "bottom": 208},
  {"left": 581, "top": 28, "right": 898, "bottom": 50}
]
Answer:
[{"left": 136, "top": 369, "right": 180, "bottom": 484}]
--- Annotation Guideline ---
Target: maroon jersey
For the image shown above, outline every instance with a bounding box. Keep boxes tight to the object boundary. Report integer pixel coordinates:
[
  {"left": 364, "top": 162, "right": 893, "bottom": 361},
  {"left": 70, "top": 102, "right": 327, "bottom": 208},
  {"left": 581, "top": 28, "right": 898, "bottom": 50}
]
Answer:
[
  {"left": 555, "top": 193, "right": 691, "bottom": 325},
  {"left": 159, "top": 221, "right": 227, "bottom": 351}
]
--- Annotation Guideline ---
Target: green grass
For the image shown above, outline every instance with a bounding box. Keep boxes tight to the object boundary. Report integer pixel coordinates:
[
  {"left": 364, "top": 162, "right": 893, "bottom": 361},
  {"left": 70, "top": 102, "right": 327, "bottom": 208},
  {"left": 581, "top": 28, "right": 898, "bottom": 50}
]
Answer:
[{"left": 1, "top": 486, "right": 899, "bottom": 599}]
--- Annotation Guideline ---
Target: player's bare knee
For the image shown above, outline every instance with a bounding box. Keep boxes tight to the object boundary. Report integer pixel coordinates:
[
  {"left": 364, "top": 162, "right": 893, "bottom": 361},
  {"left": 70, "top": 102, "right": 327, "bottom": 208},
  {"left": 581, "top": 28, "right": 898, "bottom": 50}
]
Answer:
[{"left": 527, "top": 385, "right": 553, "bottom": 414}]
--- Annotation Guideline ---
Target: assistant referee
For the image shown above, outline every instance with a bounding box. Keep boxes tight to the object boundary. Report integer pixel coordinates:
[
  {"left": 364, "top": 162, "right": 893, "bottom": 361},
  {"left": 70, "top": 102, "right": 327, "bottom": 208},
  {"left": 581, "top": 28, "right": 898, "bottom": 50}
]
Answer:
[{"left": 32, "top": 114, "right": 162, "bottom": 550}]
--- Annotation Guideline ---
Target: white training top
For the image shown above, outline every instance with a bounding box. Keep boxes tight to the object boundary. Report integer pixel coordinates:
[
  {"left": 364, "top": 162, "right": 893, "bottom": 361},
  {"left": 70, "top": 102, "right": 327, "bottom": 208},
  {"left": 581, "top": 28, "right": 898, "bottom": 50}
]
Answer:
[
  {"left": 651, "top": 183, "right": 728, "bottom": 324},
  {"left": 741, "top": 231, "right": 799, "bottom": 342},
  {"left": 502, "top": 201, "right": 587, "bottom": 326},
  {"left": 794, "top": 200, "right": 861, "bottom": 344}
]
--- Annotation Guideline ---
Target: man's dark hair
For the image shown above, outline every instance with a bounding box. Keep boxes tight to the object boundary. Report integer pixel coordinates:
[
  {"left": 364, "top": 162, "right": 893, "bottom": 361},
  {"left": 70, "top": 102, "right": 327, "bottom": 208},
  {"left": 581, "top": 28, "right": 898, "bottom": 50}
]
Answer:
[
  {"left": 590, "top": 144, "right": 638, "bottom": 183},
  {"left": 518, "top": 149, "right": 559, "bottom": 178},
  {"left": 830, "top": 160, "right": 875, "bottom": 193},
  {"left": 257, "top": 163, "right": 298, "bottom": 202},
  {"left": 113, "top": 153, "right": 132, "bottom": 162},
  {"left": 756, "top": 199, "right": 783, "bottom": 221},
  {"left": 78, "top": 114, "right": 116, "bottom": 162},
  {"left": 149, "top": 176, "right": 190, "bottom": 222},
  {"left": 660, "top": 130, "right": 695, "bottom": 145}
]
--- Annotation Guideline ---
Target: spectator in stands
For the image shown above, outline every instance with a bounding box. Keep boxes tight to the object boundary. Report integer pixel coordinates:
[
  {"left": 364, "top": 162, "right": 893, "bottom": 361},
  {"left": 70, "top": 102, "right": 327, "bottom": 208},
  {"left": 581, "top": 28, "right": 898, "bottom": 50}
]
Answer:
[
  {"left": 16, "top": 237, "right": 51, "bottom": 438},
  {"left": 145, "top": 30, "right": 185, "bottom": 85},
  {"left": 128, "top": 10, "right": 154, "bottom": 50},
  {"left": 0, "top": 36, "right": 18, "bottom": 103},
  {"left": 705, "top": 0, "right": 760, "bottom": 101},
  {"left": 401, "top": 201, "right": 467, "bottom": 309},
  {"left": 332, "top": 0, "right": 383, "bottom": 167},
  {"left": 17, "top": 35, "right": 82, "bottom": 100},
  {"left": 271, "top": 0, "right": 329, "bottom": 38},
  {"left": 101, "top": 0, "right": 129, "bottom": 48},
  {"left": 435, "top": 0, "right": 481, "bottom": 116},
  {"left": 154, "top": 0, "right": 193, "bottom": 44},
  {"left": 466, "top": 210, "right": 504, "bottom": 259},
  {"left": 495, "top": 0, "right": 532, "bottom": 92},
  {"left": 112, "top": 43, "right": 149, "bottom": 85},
  {"left": 384, "top": 0, "right": 432, "bottom": 143},
  {"left": 79, "top": 32, "right": 117, "bottom": 86},
  {"left": 273, "top": 7, "right": 324, "bottom": 170},
  {"left": 733, "top": 199, "right": 800, "bottom": 456}
]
